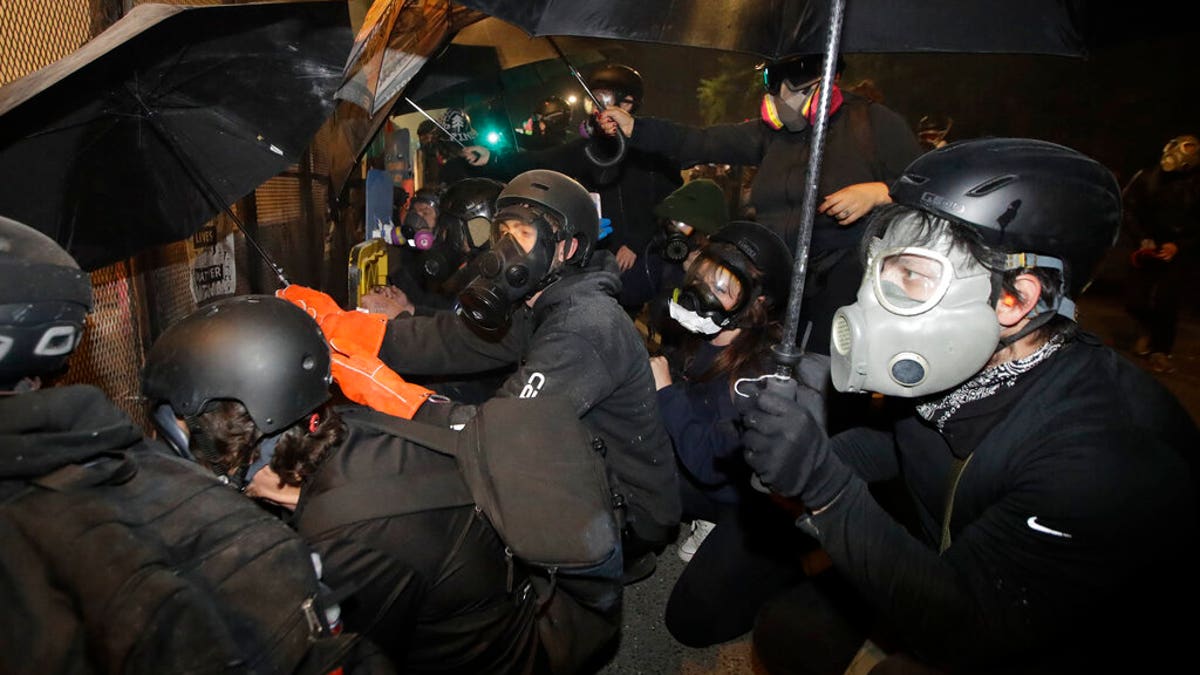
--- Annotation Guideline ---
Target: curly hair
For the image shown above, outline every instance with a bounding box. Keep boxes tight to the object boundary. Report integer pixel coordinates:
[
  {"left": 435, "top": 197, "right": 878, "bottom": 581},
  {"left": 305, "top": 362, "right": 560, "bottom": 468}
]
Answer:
[{"left": 191, "top": 401, "right": 346, "bottom": 487}]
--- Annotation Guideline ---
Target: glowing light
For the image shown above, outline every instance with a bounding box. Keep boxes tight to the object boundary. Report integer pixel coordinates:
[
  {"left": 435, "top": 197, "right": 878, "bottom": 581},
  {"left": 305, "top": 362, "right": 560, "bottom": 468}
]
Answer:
[
  {"left": 486, "top": 131, "right": 501, "bottom": 145},
  {"left": 566, "top": 95, "right": 578, "bottom": 104}
]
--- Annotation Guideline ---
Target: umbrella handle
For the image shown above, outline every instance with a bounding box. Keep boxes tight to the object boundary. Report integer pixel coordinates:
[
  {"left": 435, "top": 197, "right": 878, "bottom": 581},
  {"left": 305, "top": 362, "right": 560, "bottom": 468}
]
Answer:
[{"left": 584, "top": 127, "right": 627, "bottom": 168}]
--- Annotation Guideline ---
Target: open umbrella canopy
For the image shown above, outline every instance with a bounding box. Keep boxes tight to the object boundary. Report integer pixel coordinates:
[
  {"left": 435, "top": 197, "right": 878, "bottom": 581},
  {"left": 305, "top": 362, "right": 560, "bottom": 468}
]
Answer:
[
  {"left": 0, "top": 1, "right": 352, "bottom": 272},
  {"left": 452, "top": 0, "right": 1087, "bottom": 60},
  {"left": 337, "top": 0, "right": 459, "bottom": 115}
]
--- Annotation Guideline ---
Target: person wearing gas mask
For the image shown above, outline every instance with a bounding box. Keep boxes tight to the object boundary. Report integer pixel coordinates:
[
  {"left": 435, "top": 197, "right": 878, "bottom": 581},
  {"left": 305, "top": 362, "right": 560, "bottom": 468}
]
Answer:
[
  {"left": 464, "top": 64, "right": 683, "bottom": 317},
  {"left": 368, "top": 178, "right": 504, "bottom": 318},
  {"left": 1122, "top": 133, "right": 1200, "bottom": 373},
  {"left": 597, "top": 53, "right": 922, "bottom": 356},
  {"left": 736, "top": 138, "right": 1199, "bottom": 674},
  {"left": 141, "top": 295, "right": 554, "bottom": 674},
  {"left": 638, "top": 178, "right": 729, "bottom": 350},
  {"left": 279, "top": 169, "right": 681, "bottom": 584},
  {"left": 644, "top": 221, "right": 817, "bottom": 648},
  {"left": 518, "top": 95, "right": 575, "bottom": 152}
]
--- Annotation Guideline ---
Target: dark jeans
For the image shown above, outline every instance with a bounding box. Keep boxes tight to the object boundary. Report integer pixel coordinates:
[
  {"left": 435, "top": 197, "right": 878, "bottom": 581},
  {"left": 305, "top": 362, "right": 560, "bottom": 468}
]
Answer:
[{"left": 664, "top": 477, "right": 813, "bottom": 647}]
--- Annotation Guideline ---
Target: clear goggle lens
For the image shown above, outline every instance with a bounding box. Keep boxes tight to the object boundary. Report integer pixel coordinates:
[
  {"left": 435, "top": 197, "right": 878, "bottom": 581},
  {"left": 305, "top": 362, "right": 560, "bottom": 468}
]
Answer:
[{"left": 872, "top": 248, "right": 953, "bottom": 315}]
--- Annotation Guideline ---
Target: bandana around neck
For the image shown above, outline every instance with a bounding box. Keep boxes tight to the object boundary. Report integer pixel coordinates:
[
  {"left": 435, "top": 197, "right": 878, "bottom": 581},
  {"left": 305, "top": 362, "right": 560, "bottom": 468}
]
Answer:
[{"left": 916, "top": 334, "right": 1065, "bottom": 431}]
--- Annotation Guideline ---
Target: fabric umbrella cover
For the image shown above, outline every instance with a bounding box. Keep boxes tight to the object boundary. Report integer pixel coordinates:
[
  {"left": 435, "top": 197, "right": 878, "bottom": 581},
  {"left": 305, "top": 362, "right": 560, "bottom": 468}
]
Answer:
[
  {"left": 0, "top": 1, "right": 352, "bottom": 271},
  {"left": 337, "top": 0, "right": 454, "bottom": 115}
]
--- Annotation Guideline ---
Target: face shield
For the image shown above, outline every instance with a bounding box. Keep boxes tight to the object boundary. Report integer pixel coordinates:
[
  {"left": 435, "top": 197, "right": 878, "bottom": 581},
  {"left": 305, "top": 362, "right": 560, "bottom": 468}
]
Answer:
[{"left": 830, "top": 223, "right": 1000, "bottom": 397}]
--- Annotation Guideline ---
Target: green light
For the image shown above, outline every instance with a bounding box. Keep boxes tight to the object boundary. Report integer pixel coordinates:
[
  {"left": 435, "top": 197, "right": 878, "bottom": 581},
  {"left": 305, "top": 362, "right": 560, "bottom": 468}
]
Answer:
[{"left": 486, "top": 131, "right": 501, "bottom": 145}]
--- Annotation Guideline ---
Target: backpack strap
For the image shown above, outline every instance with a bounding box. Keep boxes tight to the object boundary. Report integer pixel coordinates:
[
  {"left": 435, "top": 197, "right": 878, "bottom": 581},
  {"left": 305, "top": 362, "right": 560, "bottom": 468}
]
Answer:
[
  {"left": 298, "top": 471, "right": 474, "bottom": 537},
  {"left": 298, "top": 408, "right": 474, "bottom": 537}
]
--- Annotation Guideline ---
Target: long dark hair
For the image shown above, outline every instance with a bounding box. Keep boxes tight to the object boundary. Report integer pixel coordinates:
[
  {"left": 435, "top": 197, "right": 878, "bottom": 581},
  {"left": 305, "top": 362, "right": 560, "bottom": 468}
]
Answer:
[{"left": 191, "top": 401, "right": 346, "bottom": 487}]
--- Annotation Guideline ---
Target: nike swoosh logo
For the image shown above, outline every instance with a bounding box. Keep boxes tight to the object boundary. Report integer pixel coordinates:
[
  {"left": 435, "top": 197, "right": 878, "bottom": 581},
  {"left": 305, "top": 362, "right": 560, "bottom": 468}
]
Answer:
[{"left": 1027, "top": 516, "right": 1072, "bottom": 539}]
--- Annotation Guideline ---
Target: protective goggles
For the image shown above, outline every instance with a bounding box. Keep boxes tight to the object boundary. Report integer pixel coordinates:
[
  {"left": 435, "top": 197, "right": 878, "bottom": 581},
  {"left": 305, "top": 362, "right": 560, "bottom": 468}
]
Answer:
[
  {"left": 871, "top": 246, "right": 956, "bottom": 316},
  {"left": 673, "top": 257, "right": 752, "bottom": 326},
  {"left": 761, "top": 62, "right": 821, "bottom": 95}
]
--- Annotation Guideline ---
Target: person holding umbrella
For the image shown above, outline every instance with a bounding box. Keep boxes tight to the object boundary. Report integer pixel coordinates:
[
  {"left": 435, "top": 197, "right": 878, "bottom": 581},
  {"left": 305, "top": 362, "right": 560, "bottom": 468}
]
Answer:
[
  {"left": 738, "top": 138, "right": 1199, "bottom": 674},
  {"left": 597, "top": 53, "right": 922, "bottom": 356}
]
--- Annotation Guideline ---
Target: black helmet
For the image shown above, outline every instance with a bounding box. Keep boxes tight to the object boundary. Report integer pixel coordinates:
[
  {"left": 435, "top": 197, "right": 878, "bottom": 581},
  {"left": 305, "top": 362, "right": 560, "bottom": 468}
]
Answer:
[
  {"left": 0, "top": 216, "right": 92, "bottom": 388},
  {"left": 759, "top": 53, "right": 845, "bottom": 95},
  {"left": 142, "top": 295, "right": 331, "bottom": 434},
  {"left": 534, "top": 95, "right": 572, "bottom": 135},
  {"left": 495, "top": 170, "right": 599, "bottom": 267},
  {"left": 439, "top": 177, "right": 504, "bottom": 253},
  {"left": 707, "top": 220, "right": 793, "bottom": 308},
  {"left": 587, "top": 64, "right": 644, "bottom": 112},
  {"left": 889, "top": 137, "right": 1121, "bottom": 298}
]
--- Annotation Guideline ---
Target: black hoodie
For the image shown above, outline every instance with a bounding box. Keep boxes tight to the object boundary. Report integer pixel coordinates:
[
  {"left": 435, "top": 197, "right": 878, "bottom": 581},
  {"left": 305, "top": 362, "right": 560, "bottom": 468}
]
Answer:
[{"left": 379, "top": 251, "right": 682, "bottom": 544}]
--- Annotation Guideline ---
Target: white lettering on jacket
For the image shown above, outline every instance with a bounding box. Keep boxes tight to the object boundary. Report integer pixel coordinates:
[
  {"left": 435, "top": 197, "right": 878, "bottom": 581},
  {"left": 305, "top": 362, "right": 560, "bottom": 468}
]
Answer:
[{"left": 519, "top": 372, "right": 546, "bottom": 399}]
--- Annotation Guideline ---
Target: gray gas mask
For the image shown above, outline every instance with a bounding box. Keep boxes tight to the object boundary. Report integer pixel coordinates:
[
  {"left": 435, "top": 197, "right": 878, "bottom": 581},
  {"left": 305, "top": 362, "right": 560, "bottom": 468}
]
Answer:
[{"left": 830, "top": 223, "right": 999, "bottom": 398}]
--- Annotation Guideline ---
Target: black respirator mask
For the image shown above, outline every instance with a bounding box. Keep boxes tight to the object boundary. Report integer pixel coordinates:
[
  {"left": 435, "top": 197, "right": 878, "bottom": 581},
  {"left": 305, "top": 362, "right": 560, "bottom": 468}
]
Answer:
[
  {"left": 668, "top": 254, "right": 755, "bottom": 335},
  {"left": 456, "top": 205, "right": 561, "bottom": 334}
]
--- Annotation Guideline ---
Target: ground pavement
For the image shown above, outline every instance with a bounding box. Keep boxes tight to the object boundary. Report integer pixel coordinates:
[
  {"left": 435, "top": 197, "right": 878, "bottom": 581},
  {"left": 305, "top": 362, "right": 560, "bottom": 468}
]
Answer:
[{"left": 599, "top": 288, "right": 1200, "bottom": 675}]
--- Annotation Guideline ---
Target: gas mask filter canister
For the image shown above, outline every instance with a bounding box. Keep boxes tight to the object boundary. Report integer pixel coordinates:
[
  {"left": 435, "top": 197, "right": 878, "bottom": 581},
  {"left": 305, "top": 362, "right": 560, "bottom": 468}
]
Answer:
[{"left": 830, "top": 223, "right": 999, "bottom": 398}]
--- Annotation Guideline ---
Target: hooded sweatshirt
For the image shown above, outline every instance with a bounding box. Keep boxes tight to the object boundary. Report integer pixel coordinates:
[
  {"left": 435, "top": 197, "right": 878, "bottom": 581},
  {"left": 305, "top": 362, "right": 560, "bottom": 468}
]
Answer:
[{"left": 379, "top": 251, "right": 681, "bottom": 544}]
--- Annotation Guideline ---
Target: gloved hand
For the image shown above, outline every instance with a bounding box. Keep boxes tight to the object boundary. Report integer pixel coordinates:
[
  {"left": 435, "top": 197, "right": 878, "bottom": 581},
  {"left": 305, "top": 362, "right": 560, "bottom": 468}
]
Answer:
[
  {"left": 278, "top": 284, "right": 389, "bottom": 357},
  {"left": 739, "top": 356, "right": 851, "bottom": 511},
  {"left": 277, "top": 284, "right": 341, "bottom": 323}
]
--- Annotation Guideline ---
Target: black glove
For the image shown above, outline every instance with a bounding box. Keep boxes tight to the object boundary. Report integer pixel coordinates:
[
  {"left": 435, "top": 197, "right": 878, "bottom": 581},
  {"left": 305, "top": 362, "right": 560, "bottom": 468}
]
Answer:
[{"left": 739, "top": 356, "right": 851, "bottom": 510}]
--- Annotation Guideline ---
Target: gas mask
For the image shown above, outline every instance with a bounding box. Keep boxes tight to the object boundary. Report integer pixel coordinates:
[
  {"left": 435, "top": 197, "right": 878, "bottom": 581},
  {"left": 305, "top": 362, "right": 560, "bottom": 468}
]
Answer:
[
  {"left": 457, "top": 205, "right": 561, "bottom": 334},
  {"left": 401, "top": 209, "right": 436, "bottom": 250},
  {"left": 760, "top": 79, "right": 842, "bottom": 133},
  {"left": 659, "top": 221, "right": 695, "bottom": 264},
  {"left": 830, "top": 223, "right": 999, "bottom": 398},
  {"left": 668, "top": 255, "right": 752, "bottom": 335},
  {"left": 1160, "top": 135, "right": 1199, "bottom": 173}
]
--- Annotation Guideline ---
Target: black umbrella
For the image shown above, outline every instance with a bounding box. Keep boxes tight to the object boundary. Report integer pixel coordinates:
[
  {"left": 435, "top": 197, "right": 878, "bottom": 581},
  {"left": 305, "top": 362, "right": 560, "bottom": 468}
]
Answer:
[
  {"left": 452, "top": 0, "right": 1085, "bottom": 60},
  {"left": 453, "top": 0, "right": 1087, "bottom": 370},
  {"left": 0, "top": 1, "right": 352, "bottom": 272}
]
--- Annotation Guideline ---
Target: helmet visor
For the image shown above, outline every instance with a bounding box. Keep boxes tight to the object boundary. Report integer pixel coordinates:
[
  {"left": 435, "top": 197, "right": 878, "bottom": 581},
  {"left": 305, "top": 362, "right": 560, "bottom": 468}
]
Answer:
[{"left": 872, "top": 247, "right": 953, "bottom": 315}]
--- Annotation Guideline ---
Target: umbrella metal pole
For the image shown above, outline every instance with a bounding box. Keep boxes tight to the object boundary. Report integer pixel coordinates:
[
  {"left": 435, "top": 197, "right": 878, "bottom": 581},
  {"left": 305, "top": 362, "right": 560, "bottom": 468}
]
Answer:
[
  {"left": 771, "top": 0, "right": 847, "bottom": 376},
  {"left": 144, "top": 112, "right": 291, "bottom": 287}
]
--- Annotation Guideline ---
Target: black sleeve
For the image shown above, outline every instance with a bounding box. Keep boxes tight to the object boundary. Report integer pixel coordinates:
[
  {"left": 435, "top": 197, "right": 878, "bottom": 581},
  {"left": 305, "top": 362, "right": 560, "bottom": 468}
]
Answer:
[
  {"left": 378, "top": 307, "right": 528, "bottom": 377},
  {"left": 631, "top": 117, "right": 766, "bottom": 169},
  {"left": 830, "top": 425, "right": 899, "bottom": 483},
  {"left": 866, "top": 104, "right": 924, "bottom": 184}
]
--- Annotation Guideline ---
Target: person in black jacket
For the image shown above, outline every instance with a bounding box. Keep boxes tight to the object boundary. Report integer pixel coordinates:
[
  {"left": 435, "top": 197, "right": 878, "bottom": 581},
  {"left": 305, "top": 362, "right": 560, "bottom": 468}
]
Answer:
[
  {"left": 278, "top": 170, "right": 682, "bottom": 583},
  {"left": 0, "top": 218, "right": 388, "bottom": 675},
  {"left": 738, "top": 138, "right": 1200, "bottom": 674},
  {"left": 465, "top": 64, "right": 683, "bottom": 316},
  {"left": 141, "top": 295, "right": 550, "bottom": 675},
  {"left": 598, "top": 54, "right": 922, "bottom": 355}
]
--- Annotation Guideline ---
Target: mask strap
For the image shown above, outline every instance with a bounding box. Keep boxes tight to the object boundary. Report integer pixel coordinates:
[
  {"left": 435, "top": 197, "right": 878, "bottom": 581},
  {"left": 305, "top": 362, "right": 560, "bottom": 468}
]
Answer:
[{"left": 996, "top": 252, "right": 1075, "bottom": 348}]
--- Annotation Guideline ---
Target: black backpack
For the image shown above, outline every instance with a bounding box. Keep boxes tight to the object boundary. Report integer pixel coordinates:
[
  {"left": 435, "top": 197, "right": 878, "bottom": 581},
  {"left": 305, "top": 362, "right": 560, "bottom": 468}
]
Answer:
[
  {"left": 0, "top": 442, "right": 381, "bottom": 675},
  {"left": 299, "top": 395, "right": 624, "bottom": 675}
]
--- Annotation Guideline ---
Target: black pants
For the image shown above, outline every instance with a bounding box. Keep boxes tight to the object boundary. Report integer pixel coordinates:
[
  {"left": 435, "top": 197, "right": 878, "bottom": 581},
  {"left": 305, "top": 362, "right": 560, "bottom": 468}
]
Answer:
[
  {"left": 798, "top": 247, "right": 864, "bottom": 357},
  {"left": 664, "top": 477, "right": 813, "bottom": 647},
  {"left": 1125, "top": 257, "right": 1185, "bottom": 354}
]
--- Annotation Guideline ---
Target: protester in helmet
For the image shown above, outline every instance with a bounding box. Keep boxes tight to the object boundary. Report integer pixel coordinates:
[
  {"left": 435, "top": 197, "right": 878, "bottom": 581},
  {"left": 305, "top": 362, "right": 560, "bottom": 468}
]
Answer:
[
  {"left": 643, "top": 221, "right": 815, "bottom": 647},
  {"left": 519, "top": 95, "right": 574, "bottom": 151},
  {"left": 140, "top": 294, "right": 549, "bottom": 674},
  {"left": 1122, "top": 133, "right": 1200, "bottom": 373},
  {"left": 463, "top": 63, "right": 682, "bottom": 317},
  {"left": 278, "top": 169, "right": 681, "bottom": 584},
  {"left": 0, "top": 219, "right": 360, "bottom": 674},
  {"left": 738, "top": 138, "right": 1199, "bottom": 674},
  {"left": 916, "top": 113, "right": 953, "bottom": 152},
  {"left": 636, "top": 178, "right": 730, "bottom": 347},
  {"left": 597, "top": 52, "right": 922, "bottom": 356}
]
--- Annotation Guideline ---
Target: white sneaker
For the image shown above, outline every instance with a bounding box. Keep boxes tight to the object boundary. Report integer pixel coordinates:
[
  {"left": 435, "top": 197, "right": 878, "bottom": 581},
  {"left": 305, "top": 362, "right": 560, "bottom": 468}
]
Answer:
[{"left": 677, "top": 519, "right": 716, "bottom": 563}]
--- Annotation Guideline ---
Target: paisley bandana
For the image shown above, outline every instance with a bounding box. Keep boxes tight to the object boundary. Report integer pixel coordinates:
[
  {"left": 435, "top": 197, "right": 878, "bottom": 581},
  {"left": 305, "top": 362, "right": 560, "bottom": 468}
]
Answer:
[{"left": 916, "top": 334, "right": 1065, "bottom": 430}]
